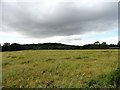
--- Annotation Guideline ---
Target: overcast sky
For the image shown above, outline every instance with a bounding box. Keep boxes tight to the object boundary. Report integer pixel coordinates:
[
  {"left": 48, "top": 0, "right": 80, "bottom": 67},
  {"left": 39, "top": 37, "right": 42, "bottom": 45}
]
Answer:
[{"left": 0, "top": 0, "right": 119, "bottom": 46}]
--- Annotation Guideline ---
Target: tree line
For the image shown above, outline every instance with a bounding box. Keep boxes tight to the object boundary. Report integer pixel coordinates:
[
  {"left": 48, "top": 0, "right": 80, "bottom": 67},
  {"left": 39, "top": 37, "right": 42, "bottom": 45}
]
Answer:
[{"left": 1, "top": 41, "right": 120, "bottom": 51}]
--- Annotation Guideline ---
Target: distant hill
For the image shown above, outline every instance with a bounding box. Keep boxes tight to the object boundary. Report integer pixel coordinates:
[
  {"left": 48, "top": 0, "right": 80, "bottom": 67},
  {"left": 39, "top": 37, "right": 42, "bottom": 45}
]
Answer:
[
  {"left": 1, "top": 42, "right": 119, "bottom": 51},
  {"left": 2, "top": 43, "right": 82, "bottom": 51}
]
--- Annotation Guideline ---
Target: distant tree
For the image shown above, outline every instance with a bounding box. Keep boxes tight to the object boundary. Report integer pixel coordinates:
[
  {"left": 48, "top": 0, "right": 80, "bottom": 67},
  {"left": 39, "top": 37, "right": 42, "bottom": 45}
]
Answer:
[
  {"left": 94, "top": 41, "right": 100, "bottom": 45},
  {"left": 10, "top": 43, "right": 21, "bottom": 51},
  {"left": 3, "top": 43, "right": 10, "bottom": 46},
  {"left": 89, "top": 41, "right": 100, "bottom": 49},
  {"left": 102, "top": 42, "right": 106, "bottom": 45},
  {"left": 100, "top": 42, "right": 108, "bottom": 49},
  {"left": 2, "top": 43, "right": 11, "bottom": 51}
]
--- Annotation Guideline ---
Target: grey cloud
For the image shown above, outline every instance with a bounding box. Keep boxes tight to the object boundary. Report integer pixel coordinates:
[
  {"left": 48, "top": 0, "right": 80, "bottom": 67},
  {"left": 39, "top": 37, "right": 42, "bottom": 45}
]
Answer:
[{"left": 2, "top": 1, "right": 118, "bottom": 38}]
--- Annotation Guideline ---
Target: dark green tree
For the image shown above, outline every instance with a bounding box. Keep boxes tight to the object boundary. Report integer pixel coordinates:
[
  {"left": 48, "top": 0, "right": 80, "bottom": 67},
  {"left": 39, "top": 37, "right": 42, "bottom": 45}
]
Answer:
[
  {"left": 3, "top": 43, "right": 10, "bottom": 46},
  {"left": 94, "top": 41, "right": 100, "bottom": 45},
  {"left": 10, "top": 43, "right": 21, "bottom": 51},
  {"left": 90, "top": 41, "right": 100, "bottom": 49},
  {"left": 100, "top": 42, "right": 108, "bottom": 49}
]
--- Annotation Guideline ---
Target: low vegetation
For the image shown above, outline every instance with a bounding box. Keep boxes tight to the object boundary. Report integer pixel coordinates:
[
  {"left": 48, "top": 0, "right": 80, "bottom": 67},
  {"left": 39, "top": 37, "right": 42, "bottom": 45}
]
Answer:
[{"left": 2, "top": 49, "right": 119, "bottom": 88}]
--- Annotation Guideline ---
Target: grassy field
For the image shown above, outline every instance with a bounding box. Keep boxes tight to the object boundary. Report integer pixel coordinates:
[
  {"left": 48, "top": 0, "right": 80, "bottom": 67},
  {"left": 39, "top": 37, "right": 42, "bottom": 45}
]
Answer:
[{"left": 2, "top": 49, "right": 118, "bottom": 88}]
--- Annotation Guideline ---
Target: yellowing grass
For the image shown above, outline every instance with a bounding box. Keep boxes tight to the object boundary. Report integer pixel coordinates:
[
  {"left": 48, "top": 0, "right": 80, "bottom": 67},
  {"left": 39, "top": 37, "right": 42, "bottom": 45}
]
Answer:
[{"left": 2, "top": 49, "right": 118, "bottom": 88}]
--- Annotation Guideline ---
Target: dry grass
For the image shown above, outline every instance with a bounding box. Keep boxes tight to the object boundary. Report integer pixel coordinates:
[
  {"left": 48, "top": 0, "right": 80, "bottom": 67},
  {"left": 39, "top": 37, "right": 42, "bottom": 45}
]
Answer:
[{"left": 2, "top": 49, "right": 118, "bottom": 88}]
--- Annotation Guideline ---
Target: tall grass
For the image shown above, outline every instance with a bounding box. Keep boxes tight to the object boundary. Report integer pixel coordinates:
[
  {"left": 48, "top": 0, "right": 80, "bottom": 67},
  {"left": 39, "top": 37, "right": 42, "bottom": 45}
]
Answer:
[
  {"left": 85, "top": 68, "right": 120, "bottom": 88},
  {"left": 2, "top": 50, "right": 118, "bottom": 88}
]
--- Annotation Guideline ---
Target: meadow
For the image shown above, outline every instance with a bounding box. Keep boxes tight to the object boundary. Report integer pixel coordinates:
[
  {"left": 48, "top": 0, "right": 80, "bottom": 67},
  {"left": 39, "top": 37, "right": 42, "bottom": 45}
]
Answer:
[{"left": 2, "top": 49, "right": 118, "bottom": 88}]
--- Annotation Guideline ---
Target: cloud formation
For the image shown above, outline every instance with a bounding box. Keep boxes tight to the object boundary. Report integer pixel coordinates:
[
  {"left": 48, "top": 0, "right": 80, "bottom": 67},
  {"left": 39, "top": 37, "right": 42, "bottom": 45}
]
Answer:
[{"left": 1, "top": 0, "right": 118, "bottom": 38}]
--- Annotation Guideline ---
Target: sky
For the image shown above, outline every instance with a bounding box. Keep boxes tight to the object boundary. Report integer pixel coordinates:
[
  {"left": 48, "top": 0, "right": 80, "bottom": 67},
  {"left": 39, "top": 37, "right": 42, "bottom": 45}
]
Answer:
[{"left": 0, "top": 0, "right": 119, "bottom": 46}]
